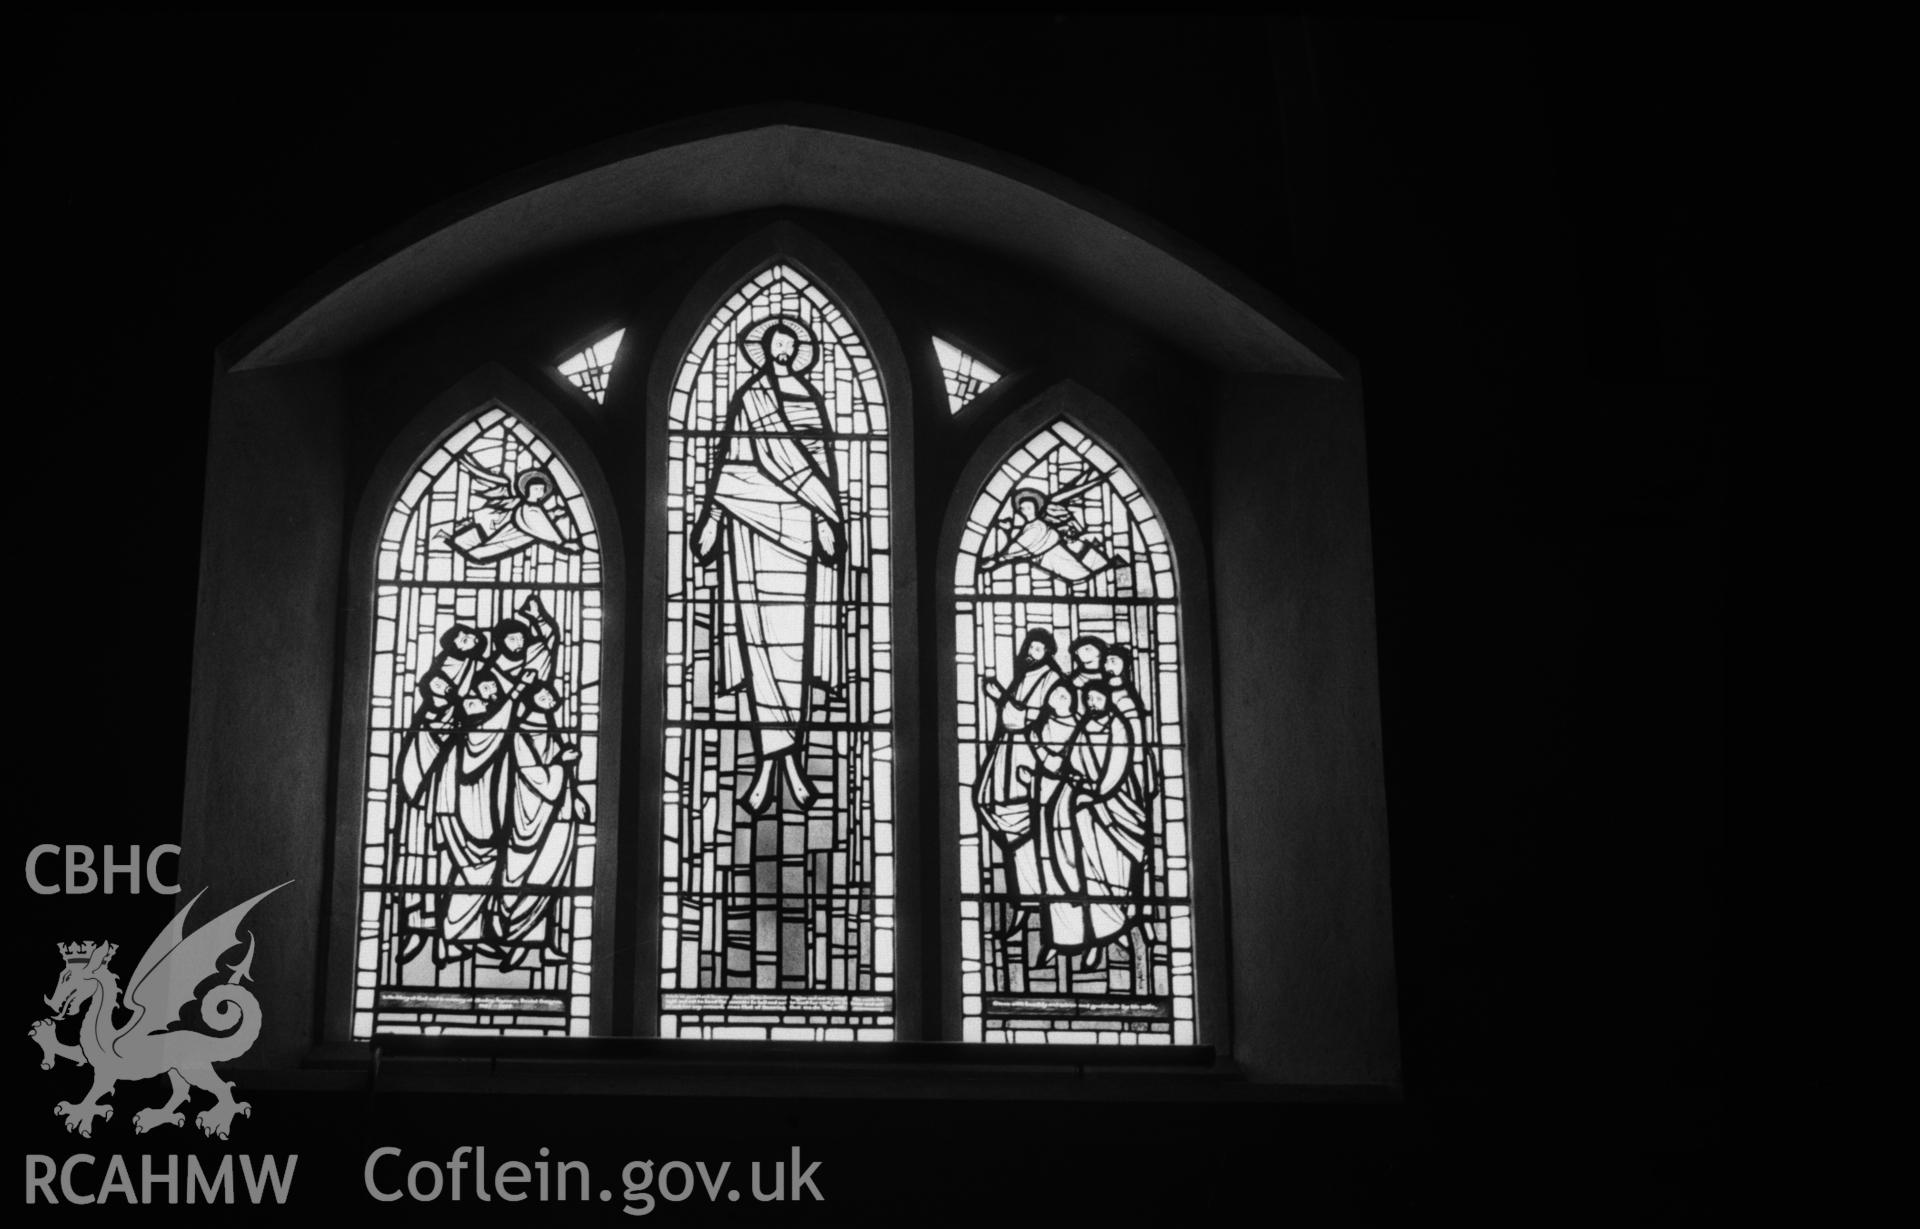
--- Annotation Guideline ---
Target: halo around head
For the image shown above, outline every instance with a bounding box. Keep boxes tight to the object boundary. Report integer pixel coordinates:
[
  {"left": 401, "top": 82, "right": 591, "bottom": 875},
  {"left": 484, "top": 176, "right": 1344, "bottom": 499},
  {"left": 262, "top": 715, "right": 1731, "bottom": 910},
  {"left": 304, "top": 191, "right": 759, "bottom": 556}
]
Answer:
[
  {"left": 1009, "top": 485, "right": 1049, "bottom": 513},
  {"left": 513, "top": 466, "right": 554, "bottom": 499},
  {"left": 740, "top": 314, "right": 821, "bottom": 375}
]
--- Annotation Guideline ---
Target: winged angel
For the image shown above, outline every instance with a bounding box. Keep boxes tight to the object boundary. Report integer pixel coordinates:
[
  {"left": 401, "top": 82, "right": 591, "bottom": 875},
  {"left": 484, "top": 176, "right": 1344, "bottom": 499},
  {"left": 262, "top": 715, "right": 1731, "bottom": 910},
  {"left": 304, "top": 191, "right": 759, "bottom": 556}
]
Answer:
[
  {"left": 443, "top": 456, "right": 585, "bottom": 565},
  {"left": 980, "top": 469, "right": 1127, "bottom": 585},
  {"left": 28, "top": 884, "right": 286, "bottom": 1139}
]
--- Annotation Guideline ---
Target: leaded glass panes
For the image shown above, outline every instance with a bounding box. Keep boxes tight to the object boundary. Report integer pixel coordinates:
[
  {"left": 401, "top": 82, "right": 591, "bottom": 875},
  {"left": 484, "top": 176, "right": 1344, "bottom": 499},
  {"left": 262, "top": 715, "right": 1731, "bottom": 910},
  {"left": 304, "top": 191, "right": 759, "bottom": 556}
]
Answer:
[
  {"left": 953, "top": 420, "right": 1194, "bottom": 1044},
  {"left": 932, "top": 337, "right": 1000, "bottom": 414},
  {"left": 558, "top": 327, "right": 626, "bottom": 403},
  {"left": 354, "top": 406, "right": 603, "bottom": 1038},
  {"left": 659, "top": 264, "right": 896, "bottom": 1041}
]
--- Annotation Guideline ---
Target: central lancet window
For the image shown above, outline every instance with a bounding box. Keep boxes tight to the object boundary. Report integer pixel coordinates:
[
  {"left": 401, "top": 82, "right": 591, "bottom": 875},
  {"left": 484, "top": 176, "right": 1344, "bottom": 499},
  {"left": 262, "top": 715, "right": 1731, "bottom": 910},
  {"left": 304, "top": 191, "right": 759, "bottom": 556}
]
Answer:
[{"left": 659, "top": 264, "right": 897, "bottom": 1040}]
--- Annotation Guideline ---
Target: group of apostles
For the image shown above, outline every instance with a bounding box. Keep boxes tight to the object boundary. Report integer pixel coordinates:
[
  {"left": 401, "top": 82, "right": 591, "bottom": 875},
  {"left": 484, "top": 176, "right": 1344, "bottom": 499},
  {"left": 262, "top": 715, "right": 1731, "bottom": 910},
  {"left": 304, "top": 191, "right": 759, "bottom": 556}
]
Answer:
[
  {"left": 395, "top": 595, "right": 589, "bottom": 969},
  {"left": 974, "top": 629, "right": 1163, "bottom": 968}
]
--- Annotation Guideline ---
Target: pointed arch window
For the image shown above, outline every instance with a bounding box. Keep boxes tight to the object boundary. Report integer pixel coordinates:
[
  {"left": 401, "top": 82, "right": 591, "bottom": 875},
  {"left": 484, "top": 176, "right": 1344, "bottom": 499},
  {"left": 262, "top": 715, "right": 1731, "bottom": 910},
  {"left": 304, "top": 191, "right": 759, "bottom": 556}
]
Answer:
[
  {"left": 353, "top": 405, "right": 605, "bottom": 1038},
  {"left": 952, "top": 419, "right": 1196, "bottom": 1044},
  {"left": 657, "top": 263, "right": 899, "bottom": 1041}
]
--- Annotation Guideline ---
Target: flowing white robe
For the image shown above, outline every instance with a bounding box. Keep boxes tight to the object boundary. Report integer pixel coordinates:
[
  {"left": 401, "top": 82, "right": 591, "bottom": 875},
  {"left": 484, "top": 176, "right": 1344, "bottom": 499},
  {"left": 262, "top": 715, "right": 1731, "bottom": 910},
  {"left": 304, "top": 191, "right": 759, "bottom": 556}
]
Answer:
[
  {"left": 1108, "top": 681, "right": 1162, "bottom": 804},
  {"left": 439, "top": 702, "right": 513, "bottom": 948},
  {"left": 975, "top": 660, "right": 1066, "bottom": 838},
  {"left": 491, "top": 714, "right": 584, "bottom": 950},
  {"left": 709, "top": 378, "right": 843, "bottom": 757},
  {"left": 976, "top": 661, "right": 1065, "bottom": 899},
  {"left": 1036, "top": 713, "right": 1148, "bottom": 951}
]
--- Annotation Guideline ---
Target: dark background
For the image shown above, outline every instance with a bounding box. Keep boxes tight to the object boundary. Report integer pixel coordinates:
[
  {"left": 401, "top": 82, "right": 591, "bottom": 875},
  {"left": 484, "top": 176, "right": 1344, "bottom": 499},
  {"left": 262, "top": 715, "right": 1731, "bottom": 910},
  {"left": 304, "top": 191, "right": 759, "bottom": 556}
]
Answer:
[{"left": 14, "top": 13, "right": 1720, "bottom": 1218}]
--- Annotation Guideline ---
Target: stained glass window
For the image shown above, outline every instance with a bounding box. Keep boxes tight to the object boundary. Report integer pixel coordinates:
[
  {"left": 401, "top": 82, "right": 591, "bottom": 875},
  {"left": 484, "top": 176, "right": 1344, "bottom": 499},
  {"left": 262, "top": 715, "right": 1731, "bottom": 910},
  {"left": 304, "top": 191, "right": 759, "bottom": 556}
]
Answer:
[
  {"left": 557, "top": 327, "right": 626, "bottom": 403},
  {"left": 355, "top": 406, "right": 603, "bottom": 1038},
  {"left": 659, "top": 265, "right": 896, "bottom": 1040},
  {"left": 932, "top": 337, "right": 1001, "bottom": 414},
  {"left": 953, "top": 420, "right": 1194, "bottom": 1044}
]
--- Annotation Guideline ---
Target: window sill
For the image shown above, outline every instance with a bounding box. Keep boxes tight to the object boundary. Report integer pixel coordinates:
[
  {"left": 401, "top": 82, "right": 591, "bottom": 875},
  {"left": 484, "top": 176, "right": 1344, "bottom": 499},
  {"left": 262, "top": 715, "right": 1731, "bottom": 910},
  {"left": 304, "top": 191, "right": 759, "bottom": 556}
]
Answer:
[{"left": 277, "top": 1041, "right": 1398, "bottom": 1103}]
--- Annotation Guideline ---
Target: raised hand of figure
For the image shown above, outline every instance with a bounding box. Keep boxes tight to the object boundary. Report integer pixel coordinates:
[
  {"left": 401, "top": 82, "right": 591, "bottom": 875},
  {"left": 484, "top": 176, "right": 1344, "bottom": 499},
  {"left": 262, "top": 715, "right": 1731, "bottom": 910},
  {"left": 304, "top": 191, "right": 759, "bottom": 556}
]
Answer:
[
  {"left": 983, "top": 677, "right": 1006, "bottom": 702},
  {"left": 692, "top": 509, "right": 722, "bottom": 562},
  {"left": 814, "top": 517, "right": 844, "bottom": 562},
  {"left": 558, "top": 744, "right": 582, "bottom": 764}
]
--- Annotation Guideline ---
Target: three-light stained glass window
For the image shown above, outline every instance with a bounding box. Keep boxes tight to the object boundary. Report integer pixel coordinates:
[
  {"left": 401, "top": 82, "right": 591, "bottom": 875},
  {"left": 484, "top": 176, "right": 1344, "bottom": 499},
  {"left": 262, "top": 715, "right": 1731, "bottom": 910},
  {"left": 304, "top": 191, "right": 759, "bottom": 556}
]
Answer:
[
  {"left": 355, "top": 406, "right": 603, "bottom": 1037},
  {"left": 659, "top": 264, "right": 897, "bottom": 1040},
  {"left": 952, "top": 420, "right": 1195, "bottom": 1044}
]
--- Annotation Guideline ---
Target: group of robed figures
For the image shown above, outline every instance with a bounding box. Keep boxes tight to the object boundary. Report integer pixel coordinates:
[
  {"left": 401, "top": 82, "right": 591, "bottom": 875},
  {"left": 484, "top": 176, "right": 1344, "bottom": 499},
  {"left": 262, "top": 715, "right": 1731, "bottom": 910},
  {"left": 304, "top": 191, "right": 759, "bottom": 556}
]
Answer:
[
  {"left": 975, "top": 629, "right": 1162, "bottom": 968},
  {"left": 395, "top": 595, "right": 590, "bottom": 970}
]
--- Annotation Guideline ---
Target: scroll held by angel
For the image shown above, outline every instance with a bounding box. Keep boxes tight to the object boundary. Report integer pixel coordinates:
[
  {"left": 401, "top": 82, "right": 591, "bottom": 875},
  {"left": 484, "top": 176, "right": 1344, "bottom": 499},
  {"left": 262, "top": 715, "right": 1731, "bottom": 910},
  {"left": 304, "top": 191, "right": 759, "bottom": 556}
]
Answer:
[{"left": 689, "top": 316, "right": 846, "bottom": 816}]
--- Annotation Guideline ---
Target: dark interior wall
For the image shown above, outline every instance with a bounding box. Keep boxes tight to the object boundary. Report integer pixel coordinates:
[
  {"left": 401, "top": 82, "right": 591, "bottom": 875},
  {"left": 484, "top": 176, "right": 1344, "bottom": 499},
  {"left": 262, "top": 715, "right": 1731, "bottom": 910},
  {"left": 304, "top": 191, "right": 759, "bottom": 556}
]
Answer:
[
  {"left": 1214, "top": 373, "right": 1395, "bottom": 1085},
  {"left": 182, "top": 363, "right": 348, "bottom": 1065}
]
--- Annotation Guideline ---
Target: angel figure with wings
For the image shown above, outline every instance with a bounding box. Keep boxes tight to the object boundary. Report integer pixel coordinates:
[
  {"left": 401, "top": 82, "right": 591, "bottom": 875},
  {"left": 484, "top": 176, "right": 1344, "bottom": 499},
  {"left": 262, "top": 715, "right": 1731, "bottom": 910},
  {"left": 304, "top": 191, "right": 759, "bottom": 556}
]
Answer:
[
  {"left": 980, "top": 472, "right": 1127, "bottom": 584},
  {"left": 443, "top": 457, "right": 585, "bottom": 564}
]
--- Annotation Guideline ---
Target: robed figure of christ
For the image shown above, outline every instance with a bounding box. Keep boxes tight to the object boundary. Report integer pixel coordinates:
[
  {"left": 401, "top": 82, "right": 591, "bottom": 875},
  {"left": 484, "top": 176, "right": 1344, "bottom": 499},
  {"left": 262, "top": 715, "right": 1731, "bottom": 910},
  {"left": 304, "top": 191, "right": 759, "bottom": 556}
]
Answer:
[{"left": 691, "top": 316, "right": 847, "bottom": 814}]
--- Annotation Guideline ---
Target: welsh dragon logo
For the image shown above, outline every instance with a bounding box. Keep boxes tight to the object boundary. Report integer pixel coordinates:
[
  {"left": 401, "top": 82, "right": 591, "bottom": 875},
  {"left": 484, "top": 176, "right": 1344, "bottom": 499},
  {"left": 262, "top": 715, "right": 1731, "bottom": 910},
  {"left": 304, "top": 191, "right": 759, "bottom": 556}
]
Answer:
[{"left": 29, "top": 883, "right": 286, "bottom": 1139}]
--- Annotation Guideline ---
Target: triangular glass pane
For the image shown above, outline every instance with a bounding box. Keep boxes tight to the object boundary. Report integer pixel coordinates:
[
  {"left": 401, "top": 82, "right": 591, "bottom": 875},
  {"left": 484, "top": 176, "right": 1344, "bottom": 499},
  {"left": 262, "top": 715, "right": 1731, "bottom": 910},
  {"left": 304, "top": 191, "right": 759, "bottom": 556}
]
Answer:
[
  {"left": 933, "top": 337, "right": 1001, "bottom": 414},
  {"left": 557, "top": 327, "right": 626, "bottom": 404}
]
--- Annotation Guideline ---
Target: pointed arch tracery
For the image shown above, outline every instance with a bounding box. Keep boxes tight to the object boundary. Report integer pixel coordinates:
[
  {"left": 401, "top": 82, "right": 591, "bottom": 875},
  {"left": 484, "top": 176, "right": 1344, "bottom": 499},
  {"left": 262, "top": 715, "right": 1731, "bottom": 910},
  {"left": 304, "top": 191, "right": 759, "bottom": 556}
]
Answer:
[
  {"left": 952, "top": 418, "right": 1196, "bottom": 1044},
  {"left": 353, "top": 405, "right": 605, "bottom": 1038}
]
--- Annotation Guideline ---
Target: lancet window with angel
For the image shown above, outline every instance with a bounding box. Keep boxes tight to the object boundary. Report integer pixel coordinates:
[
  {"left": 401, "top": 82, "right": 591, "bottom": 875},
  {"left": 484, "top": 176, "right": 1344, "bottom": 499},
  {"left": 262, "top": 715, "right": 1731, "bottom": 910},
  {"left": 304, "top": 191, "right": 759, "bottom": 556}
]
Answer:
[
  {"left": 952, "top": 420, "right": 1196, "bottom": 1044},
  {"left": 353, "top": 406, "right": 604, "bottom": 1038}
]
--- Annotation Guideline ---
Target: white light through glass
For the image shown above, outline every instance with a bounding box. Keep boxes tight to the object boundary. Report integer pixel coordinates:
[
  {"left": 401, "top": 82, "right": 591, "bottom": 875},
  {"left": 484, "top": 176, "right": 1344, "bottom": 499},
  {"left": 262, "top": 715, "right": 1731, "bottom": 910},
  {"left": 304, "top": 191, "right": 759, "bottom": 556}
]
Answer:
[
  {"left": 933, "top": 337, "right": 1001, "bottom": 414},
  {"left": 558, "top": 328, "right": 627, "bottom": 403}
]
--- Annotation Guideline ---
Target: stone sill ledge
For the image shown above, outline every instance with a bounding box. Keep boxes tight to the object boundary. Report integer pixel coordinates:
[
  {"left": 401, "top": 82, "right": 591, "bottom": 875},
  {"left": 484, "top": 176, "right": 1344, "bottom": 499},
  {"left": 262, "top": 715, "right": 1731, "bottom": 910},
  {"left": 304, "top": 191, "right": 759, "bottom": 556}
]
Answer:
[{"left": 229, "top": 1042, "right": 1402, "bottom": 1103}]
